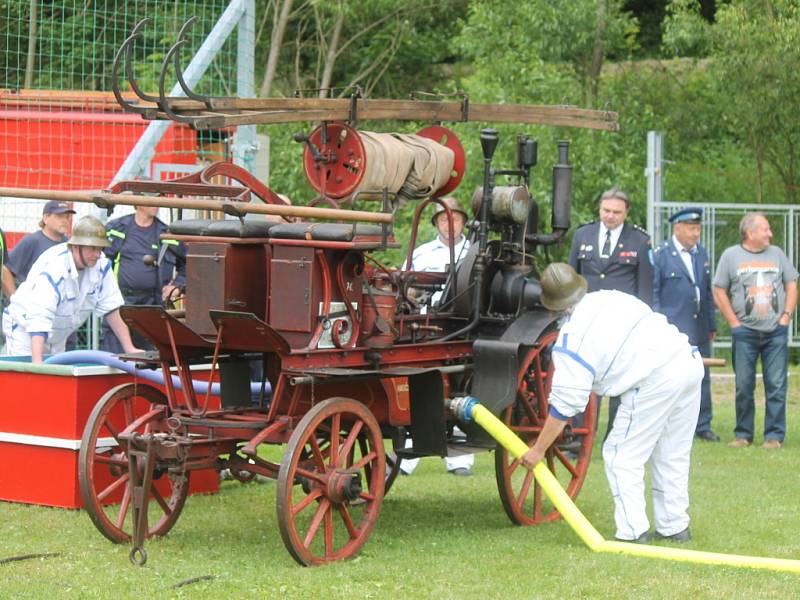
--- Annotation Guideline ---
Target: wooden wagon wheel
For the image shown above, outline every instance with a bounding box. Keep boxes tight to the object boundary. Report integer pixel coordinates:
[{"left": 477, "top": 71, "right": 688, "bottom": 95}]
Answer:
[
  {"left": 276, "top": 397, "right": 385, "bottom": 566},
  {"left": 494, "top": 330, "right": 597, "bottom": 525},
  {"left": 78, "top": 383, "right": 189, "bottom": 544}
]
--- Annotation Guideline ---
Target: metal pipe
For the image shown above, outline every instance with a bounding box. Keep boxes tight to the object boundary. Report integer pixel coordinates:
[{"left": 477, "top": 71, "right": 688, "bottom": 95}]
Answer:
[
  {"left": 0, "top": 187, "right": 392, "bottom": 224},
  {"left": 289, "top": 363, "right": 470, "bottom": 386}
]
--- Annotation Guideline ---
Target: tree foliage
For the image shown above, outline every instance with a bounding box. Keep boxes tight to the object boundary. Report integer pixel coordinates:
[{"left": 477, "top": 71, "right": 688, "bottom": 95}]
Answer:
[{"left": 708, "top": 0, "right": 800, "bottom": 202}]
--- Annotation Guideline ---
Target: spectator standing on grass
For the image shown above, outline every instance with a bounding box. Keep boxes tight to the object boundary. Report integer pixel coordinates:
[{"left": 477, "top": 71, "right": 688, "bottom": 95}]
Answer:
[
  {"left": 568, "top": 187, "right": 653, "bottom": 441},
  {"left": 713, "top": 212, "right": 798, "bottom": 450},
  {"left": 6, "top": 201, "right": 76, "bottom": 285},
  {"left": 653, "top": 207, "right": 719, "bottom": 442}
]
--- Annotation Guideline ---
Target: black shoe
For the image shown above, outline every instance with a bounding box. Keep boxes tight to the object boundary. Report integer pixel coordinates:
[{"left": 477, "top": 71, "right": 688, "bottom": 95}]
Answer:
[
  {"left": 615, "top": 531, "right": 651, "bottom": 544},
  {"left": 558, "top": 439, "right": 581, "bottom": 452},
  {"left": 695, "top": 430, "right": 720, "bottom": 442},
  {"left": 448, "top": 467, "right": 472, "bottom": 477},
  {"left": 655, "top": 527, "right": 691, "bottom": 543}
]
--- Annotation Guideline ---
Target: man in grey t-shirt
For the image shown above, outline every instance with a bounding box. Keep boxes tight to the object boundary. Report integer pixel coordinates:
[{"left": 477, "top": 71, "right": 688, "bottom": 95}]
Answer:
[{"left": 713, "top": 212, "right": 798, "bottom": 449}]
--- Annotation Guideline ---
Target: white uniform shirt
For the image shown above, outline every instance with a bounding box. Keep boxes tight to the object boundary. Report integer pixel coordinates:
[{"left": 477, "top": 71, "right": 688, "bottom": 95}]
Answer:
[
  {"left": 6, "top": 243, "right": 124, "bottom": 349},
  {"left": 408, "top": 235, "right": 470, "bottom": 305},
  {"left": 409, "top": 234, "right": 469, "bottom": 273},
  {"left": 548, "top": 290, "right": 691, "bottom": 419}
]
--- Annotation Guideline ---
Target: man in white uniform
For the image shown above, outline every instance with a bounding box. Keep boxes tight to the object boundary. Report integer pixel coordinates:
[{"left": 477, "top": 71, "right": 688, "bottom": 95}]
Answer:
[
  {"left": 3, "top": 216, "right": 141, "bottom": 363},
  {"left": 521, "top": 263, "right": 703, "bottom": 543},
  {"left": 402, "top": 196, "right": 474, "bottom": 476}
]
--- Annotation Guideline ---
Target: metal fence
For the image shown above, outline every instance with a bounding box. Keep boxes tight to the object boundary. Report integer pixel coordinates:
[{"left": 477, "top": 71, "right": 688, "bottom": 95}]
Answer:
[{"left": 653, "top": 202, "right": 800, "bottom": 347}]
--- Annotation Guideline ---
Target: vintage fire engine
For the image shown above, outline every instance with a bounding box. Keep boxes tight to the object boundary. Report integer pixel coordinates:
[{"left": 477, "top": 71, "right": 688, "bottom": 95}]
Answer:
[{"left": 16, "top": 20, "right": 619, "bottom": 566}]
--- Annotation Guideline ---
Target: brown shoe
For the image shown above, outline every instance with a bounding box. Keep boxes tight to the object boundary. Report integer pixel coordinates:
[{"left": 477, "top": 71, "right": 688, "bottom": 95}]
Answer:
[
  {"left": 761, "top": 439, "right": 782, "bottom": 450},
  {"left": 728, "top": 438, "right": 751, "bottom": 448}
]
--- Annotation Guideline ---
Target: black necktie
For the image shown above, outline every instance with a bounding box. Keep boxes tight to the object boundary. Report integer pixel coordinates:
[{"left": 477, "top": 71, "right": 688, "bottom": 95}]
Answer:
[
  {"left": 602, "top": 230, "right": 612, "bottom": 258},
  {"left": 690, "top": 248, "right": 701, "bottom": 284},
  {"left": 690, "top": 248, "right": 701, "bottom": 308}
]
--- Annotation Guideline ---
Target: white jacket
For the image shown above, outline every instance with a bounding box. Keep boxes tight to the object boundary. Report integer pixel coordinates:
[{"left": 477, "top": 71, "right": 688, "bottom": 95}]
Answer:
[
  {"left": 549, "top": 290, "right": 692, "bottom": 418},
  {"left": 4, "top": 243, "right": 123, "bottom": 349},
  {"left": 409, "top": 235, "right": 470, "bottom": 273}
]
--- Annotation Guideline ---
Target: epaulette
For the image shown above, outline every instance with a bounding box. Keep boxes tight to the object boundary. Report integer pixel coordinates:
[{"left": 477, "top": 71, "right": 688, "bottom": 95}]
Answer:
[
  {"left": 576, "top": 220, "right": 598, "bottom": 230},
  {"left": 629, "top": 223, "right": 651, "bottom": 238}
]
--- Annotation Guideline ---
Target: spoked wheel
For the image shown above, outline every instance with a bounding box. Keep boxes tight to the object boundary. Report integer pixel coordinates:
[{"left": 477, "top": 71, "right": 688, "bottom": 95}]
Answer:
[
  {"left": 78, "top": 383, "right": 189, "bottom": 543},
  {"left": 277, "top": 397, "right": 385, "bottom": 566},
  {"left": 495, "top": 330, "right": 597, "bottom": 525}
]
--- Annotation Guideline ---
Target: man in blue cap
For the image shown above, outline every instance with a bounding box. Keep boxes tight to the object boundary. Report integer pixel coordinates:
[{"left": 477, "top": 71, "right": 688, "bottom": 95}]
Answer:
[
  {"left": 653, "top": 207, "right": 718, "bottom": 441},
  {"left": 7, "top": 200, "right": 76, "bottom": 285}
]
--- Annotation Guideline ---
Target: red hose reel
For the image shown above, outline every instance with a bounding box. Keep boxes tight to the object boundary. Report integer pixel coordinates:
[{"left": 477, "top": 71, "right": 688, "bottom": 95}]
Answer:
[{"left": 302, "top": 122, "right": 466, "bottom": 200}]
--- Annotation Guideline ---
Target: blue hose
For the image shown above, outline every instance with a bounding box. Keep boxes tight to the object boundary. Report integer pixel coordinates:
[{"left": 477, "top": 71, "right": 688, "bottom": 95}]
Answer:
[{"left": 44, "top": 350, "right": 272, "bottom": 398}]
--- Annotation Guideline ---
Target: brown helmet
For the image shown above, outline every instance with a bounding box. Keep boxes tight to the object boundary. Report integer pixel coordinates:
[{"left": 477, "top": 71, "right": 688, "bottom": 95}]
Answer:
[
  {"left": 431, "top": 196, "right": 469, "bottom": 226},
  {"left": 68, "top": 216, "right": 111, "bottom": 248},
  {"left": 539, "top": 263, "right": 587, "bottom": 311}
]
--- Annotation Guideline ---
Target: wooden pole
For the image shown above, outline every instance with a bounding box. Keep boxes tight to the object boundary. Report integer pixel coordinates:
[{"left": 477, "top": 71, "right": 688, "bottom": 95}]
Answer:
[{"left": 0, "top": 187, "right": 393, "bottom": 224}]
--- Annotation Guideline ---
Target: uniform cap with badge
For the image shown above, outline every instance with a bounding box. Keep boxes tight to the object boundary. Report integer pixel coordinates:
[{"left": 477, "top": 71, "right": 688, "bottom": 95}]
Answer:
[{"left": 668, "top": 207, "right": 703, "bottom": 224}]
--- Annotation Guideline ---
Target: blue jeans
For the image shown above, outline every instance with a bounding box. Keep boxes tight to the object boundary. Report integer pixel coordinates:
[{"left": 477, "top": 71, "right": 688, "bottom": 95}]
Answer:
[{"left": 731, "top": 325, "right": 788, "bottom": 442}]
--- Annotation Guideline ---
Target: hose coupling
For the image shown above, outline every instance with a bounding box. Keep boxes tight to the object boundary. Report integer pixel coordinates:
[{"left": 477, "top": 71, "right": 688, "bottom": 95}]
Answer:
[{"left": 447, "top": 396, "right": 479, "bottom": 424}]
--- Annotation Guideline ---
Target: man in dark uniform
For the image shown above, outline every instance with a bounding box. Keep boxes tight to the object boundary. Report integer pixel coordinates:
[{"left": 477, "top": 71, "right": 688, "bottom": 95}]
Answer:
[
  {"left": 1, "top": 226, "right": 16, "bottom": 352},
  {"left": 653, "top": 207, "right": 718, "bottom": 441},
  {"left": 568, "top": 187, "right": 654, "bottom": 438},
  {"left": 7, "top": 200, "right": 76, "bottom": 284},
  {"left": 101, "top": 206, "right": 186, "bottom": 353}
]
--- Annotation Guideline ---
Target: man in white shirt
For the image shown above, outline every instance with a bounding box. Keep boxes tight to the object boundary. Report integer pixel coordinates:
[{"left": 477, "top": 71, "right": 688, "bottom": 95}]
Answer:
[
  {"left": 521, "top": 263, "right": 703, "bottom": 543},
  {"left": 402, "top": 196, "right": 474, "bottom": 476},
  {"left": 3, "top": 216, "right": 141, "bottom": 363}
]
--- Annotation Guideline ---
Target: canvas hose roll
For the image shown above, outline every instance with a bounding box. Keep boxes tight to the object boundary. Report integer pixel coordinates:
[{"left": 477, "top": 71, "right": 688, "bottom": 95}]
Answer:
[
  {"left": 449, "top": 395, "right": 800, "bottom": 574},
  {"left": 357, "top": 132, "right": 455, "bottom": 204}
]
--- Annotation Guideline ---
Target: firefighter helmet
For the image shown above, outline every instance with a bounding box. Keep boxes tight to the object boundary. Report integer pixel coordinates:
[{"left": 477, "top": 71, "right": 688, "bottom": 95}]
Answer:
[
  {"left": 539, "top": 262, "right": 587, "bottom": 311},
  {"left": 68, "top": 216, "right": 111, "bottom": 248}
]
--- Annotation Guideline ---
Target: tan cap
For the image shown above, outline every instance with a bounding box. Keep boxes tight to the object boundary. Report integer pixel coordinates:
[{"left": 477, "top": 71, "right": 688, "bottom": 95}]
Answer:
[{"left": 431, "top": 196, "right": 468, "bottom": 226}]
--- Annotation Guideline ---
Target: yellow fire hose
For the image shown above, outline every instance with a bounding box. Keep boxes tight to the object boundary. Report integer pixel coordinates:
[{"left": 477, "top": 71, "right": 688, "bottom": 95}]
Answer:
[{"left": 451, "top": 397, "right": 800, "bottom": 574}]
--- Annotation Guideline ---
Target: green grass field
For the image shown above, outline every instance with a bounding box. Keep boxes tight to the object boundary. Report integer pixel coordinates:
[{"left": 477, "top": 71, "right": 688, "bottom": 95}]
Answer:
[{"left": 1, "top": 372, "right": 798, "bottom": 599}]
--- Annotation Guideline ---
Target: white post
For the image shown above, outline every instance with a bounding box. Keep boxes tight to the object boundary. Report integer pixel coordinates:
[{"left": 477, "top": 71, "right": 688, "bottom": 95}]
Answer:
[
  {"left": 234, "top": 0, "right": 258, "bottom": 174},
  {"left": 645, "top": 130, "right": 664, "bottom": 240}
]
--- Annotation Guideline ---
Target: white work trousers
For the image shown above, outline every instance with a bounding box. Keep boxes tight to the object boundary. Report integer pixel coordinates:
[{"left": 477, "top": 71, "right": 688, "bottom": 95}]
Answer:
[
  {"left": 602, "top": 349, "right": 703, "bottom": 540},
  {"left": 400, "top": 427, "right": 475, "bottom": 475}
]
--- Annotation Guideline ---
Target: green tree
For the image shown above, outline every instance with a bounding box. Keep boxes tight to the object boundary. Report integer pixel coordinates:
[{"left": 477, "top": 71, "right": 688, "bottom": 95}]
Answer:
[{"left": 708, "top": 0, "right": 800, "bottom": 202}]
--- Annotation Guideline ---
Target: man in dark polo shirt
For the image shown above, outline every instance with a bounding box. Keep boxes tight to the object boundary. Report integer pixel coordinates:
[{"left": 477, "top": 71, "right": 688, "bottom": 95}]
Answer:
[
  {"left": 101, "top": 206, "right": 186, "bottom": 353},
  {"left": 7, "top": 200, "right": 76, "bottom": 284}
]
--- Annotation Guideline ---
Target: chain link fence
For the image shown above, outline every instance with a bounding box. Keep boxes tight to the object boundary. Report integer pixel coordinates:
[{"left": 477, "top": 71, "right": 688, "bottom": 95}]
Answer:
[{"left": 1, "top": 0, "right": 252, "bottom": 350}]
